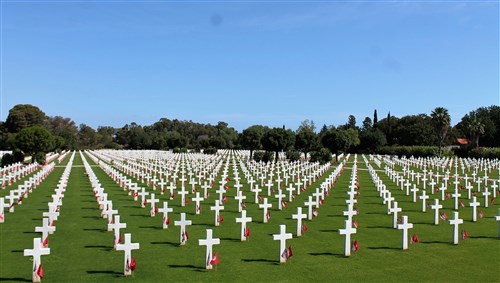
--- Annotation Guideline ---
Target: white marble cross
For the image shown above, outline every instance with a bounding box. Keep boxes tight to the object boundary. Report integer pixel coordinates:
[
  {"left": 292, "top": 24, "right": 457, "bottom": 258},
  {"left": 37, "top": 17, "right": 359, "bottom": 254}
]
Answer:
[
  {"left": 174, "top": 213, "right": 192, "bottom": 245},
  {"left": 430, "top": 199, "right": 443, "bottom": 225},
  {"left": 234, "top": 190, "right": 246, "bottom": 213},
  {"left": 178, "top": 187, "right": 189, "bottom": 207},
  {"left": 202, "top": 182, "right": 211, "bottom": 199},
  {"left": 24, "top": 237, "right": 50, "bottom": 283},
  {"left": 411, "top": 185, "right": 419, "bottom": 203},
  {"left": 258, "top": 197, "right": 272, "bottom": 223},
  {"left": 397, "top": 215, "right": 413, "bottom": 250},
  {"left": 147, "top": 193, "right": 159, "bottom": 217},
  {"left": 273, "top": 225, "right": 293, "bottom": 263},
  {"left": 210, "top": 200, "right": 225, "bottom": 226},
  {"left": 109, "top": 215, "right": 127, "bottom": 248},
  {"left": 448, "top": 211, "right": 463, "bottom": 245},
  {"left": 313, "top": 188, "right": 322, "bottom": 209},
  {"left": 419, "top": 190, "right": 429, "bottom": 212},
  {"left": 138, "top": 188, "right": 149, "bottom": 208},
  {"left": 292, "top": 207, "right": 307, "bottom": 237},
  {"left": 304, "top": 196, "right": 316, "bottom": 220},
  {"left": 192, "top": 192, "right": 204, "bottom": 215},
  {"left": 235, "top": 210, "right": 252, "bottom": 241},
  {"left": 253, "top": 185, "right": 262, "bottom": 204},
  {"left": 0, "top": 197, "right": 8, "bottom": 223},
  {"left": 158, "top": 201, "right": 173, "bottom": 229},
  {"left": 35, "top": 218, "right": 56, "bottom": 249},
  {"left": 116, "top": 233, "right": 140, "bottom": 276},
  {"left": 286, "top": 184, "right": 295, "bottom": 202},
  {"left": 275, "top": 189, "right": 285, "bottom": 210},
  {"left": 198, "top": 229, "right": 220, "bottom": 270},
  {"left": 339, "top": 219, "right": 357, "bottom": 257},
  {"left": 389, "top": 201, "right": 402, "bottom": 228},
  {"left": 452, "top": 189, "right": 461, "bottom": 211},
  {"left": 482, "top": 187, "right": 491, "bottom": 208},
  {"left": 469, "top": 196, "right": 480, "bottom": 222}
]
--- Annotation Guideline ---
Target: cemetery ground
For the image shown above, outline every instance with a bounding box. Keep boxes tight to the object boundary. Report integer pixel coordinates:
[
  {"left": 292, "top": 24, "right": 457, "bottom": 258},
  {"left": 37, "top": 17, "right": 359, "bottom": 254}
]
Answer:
[{"left": 0, "top": 152, "right": 499, "bottom": 282}]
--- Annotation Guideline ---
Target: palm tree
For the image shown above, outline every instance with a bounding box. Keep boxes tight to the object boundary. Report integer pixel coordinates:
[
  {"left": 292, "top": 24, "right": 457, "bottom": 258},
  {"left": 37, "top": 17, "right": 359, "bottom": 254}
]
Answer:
[
  {"left": 468, "top": 115, "right": 485, "bottom": 148},
  {"left": 430, "top": 107, "right": 451, "bottom": 156}
]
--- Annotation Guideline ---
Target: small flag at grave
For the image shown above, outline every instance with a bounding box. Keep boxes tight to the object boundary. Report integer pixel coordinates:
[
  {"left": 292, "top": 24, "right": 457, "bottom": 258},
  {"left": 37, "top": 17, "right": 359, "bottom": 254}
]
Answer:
[
  {"left": 42, "top": 237, "right": 48, "bottom": 247},
  {"left": 210, "top": 252, "right": 219, "bottom": 265},
  {"left": 313, "top": 209, "right": 319, "bottom": 217},
  {"left": 196, "top": 205, "right": 202, "bottom": 213},
  {"left": 479, "top": 210, "right": 484, "bottom": 218},
  {"left": 462, "top": 229, "right": 468, "bottom": 240},
  {"left": 492, "top": 198, "right": 495, "bottom": 205},
  {"left": 171, "top": 192, "right": 175, "bottom": 199},
  {"left": 282, "top": 200, "right": 288, "bottom": 207},
  {"left": 165, "top": 216, "right": 170, "bottom": 225},
  {"left": 245, "top": 227, "right": 250, "bottom": 238},
  {"left": 352, "top": 239, "right": 359, "bottom": 252},
  {"left": 185, "top": 199, "right": 189, "bottom": 205},
  {"left": 411, "top": 233, "right": 419, "bottom": 244},
  {"left": 241, "top": 203, "right": 246, "bottom": 209},
  {"left": 258, "top": 195, "right": 263, "bottom": 202},
  {"left": 219, "top": 214, "right": 224, "bottom": 223},
  {"left": 142, "top": 200, "right": 147, "bottom": 207},
  {"left": 446, "top": 193, "right": 451, "bottom": 199},
  {"left": 302, "top": 223, "right": 308, "bottom": 233},
  {"left": 266, "top": 211, "right": 271, "bottom": 220},
  {"left": 119, "top": 234, "right": 123, "bottom": 244},
  {"left": 440, "top": 212, "right": 448, "bottom": 220},
  {"left": 37, "top": 263, "right": 43, "bottom": 278},
  {"left": 353, "top": 220, "right": 358, "bottom": 229},
  {"left": 223, "top": 196, "right": 228, "bottom": 203},
  {"left": 155, "top": 206, "right": 159, "bottom": 213},
  {"left": 459, "top": 201, "right": 465, "bottom": 207},
  {"left": 129, "top": 256, "right": 137, "bottom": 271}
]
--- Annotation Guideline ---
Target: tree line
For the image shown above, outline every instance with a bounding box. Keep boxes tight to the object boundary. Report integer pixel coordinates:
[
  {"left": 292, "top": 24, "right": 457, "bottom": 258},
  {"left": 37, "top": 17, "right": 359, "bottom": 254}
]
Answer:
[{"left": 1, "top": 104, "right": 498, "bottom": 165}]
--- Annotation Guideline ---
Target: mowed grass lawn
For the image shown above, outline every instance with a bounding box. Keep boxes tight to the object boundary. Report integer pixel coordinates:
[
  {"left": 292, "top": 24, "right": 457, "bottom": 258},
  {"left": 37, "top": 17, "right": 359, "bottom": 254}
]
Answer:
[{"left": 1, "top": 153, "right": 499, "bottom": 282}]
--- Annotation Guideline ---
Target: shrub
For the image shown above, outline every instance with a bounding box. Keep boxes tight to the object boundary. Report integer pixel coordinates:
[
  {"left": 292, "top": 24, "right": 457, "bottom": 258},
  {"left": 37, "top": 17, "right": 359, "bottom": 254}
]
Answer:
[
  {"left": 310, "top": 148, "right": 332, "bottom": 164},
  {"left": 203, "top": 147, "right": 217, "bottom": 155},
  {"left": 1, "top": 153, "right": 14, "bottom": 167},
  {"left": 286, "top": 150, "right": 301, "bottom": 162}
]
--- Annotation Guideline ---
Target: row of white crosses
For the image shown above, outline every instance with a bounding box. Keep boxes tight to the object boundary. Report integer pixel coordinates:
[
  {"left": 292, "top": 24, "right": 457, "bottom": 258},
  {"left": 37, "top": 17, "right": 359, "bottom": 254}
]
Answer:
[
  {"left": 381, "top": 156, "right": 496, "bottom": 224},
  {"left": 365, "top": 155, "right": 469, "bottom": 248},
  {"left": 1, "top": 161, "right": 40, "bottom": 189},
  {"left": 1, "top": 162, "right": 57, "bottom": 224},
  {"left": 339, "top": 156, "right": 359, "bottom": 257},
  {"left": 24, "top": 152, "right": 76, "bottom": 283},
  {"left": 81, "top": 152, "right": 140, "bottom": 277}
]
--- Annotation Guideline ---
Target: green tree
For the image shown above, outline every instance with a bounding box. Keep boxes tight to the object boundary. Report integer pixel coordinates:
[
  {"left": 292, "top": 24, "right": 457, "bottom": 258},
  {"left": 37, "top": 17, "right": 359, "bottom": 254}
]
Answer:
[
  {"left": 240, "top": 125, "right": 268, "bottom": 159},
  {"left": 430, "top": 107, "right": 451, "bottom": 156},
  {"left": 467, "top": 115, "right": 485, "bottom": 148},
  {"left": 78, "top": 124, "right": 99, "bottom": 149},
  {"left": 373, "top": 109, "right": 378, "bottom": 126},
  {"left": 261, "top": 127, "right": 295, "bottom": 161},
  {"left": 295, "top": 129, "right": 318, "bottom": 160},
  {"left": 347, "top": 115, "right": 357, "bottom": 129},
  {"left": 321, "top": 128, "right": 359, "bottom": 161},
  {"left": 359, "top": 128, "right": 387, "bottom": 152},
  {"left": 5, "top": 104, "right": 47, "bottom": 133},
  {"left": 15, "top": 126, "right": 54, "bottom": 162},
  {"left": 362, "top": 117, "right": 372, "bottom": 131}
]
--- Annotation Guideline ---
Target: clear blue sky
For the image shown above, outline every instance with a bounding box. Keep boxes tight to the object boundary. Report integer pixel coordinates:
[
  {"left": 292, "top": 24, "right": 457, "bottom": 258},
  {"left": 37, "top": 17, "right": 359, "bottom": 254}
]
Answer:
[{"left": 1, "top": 1, "right": 499, "bottom": 131}]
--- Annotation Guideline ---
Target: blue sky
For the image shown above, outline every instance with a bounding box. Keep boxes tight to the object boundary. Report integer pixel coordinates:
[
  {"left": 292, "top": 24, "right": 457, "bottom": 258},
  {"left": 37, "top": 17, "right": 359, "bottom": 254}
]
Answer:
[{"left": 1, "top": 1, "right": 499, "bottom": 131}]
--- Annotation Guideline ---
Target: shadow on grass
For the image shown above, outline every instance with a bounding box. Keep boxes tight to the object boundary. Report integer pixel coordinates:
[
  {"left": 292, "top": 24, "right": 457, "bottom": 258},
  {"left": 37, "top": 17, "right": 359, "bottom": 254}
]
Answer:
[
  {"left": 81, "top": 207, "right": 95, "bottom": 210},
  {"left": 82, "top": 216, "right": 100, "bottom": 219},
  {"left": 11, "top": 250, "right": 24, "bottom": 253},
  {"left": 326, "top": 215, "right": 343, "bottom": 218},
  {"left": 367, "top": 246, "right": 400, "bottom": 250},
  {"left": 81, "top": 200, "right": 95, "bottom": 203},
  {"left": 168, "top": 264, "right": 204, "bottom": 271},
  {"left": 420, "top": 241, "right": 448, "bottom": 244},
  {"left": 413, "top": 222, "right": 434, "bottom": 226},
  {"left": 138, "top": 225, "right": 162, "bottom": 230},
  {"left": 129, "top": 214, "right": 149, "bottom": 218},
  {"left": 241, "top": 258, "right": 278, "bottom": 265},
  {"left": 0, "top": 277, "right": 31, "bottom": 282},
  {"left": 308, "top": 252, "right": 344, "bottom": 258},
  {"left": 365, "top": 212, "right": 386, "bottom": 215},
  {"left": 84, "top": 245, "right": 113, "bottom": 251},
  {"left": 220, "top": 237, "right": 240, "bottom": 242},
  {"left": 469, "top": 236, "right": 497, "bottom": 239},
  {"left": 22, "top": 231, "right": 37, "bottom": 234},
  {"left": 366, "top": 226, "right": 392, "bottom": 229},
  {"left": 86, "top": 270, "right": 122, "bottom": 276},
  {"left": 150, "top": 241, "right": 179, "bottom": 247},
  {"left": 319, "top": 229, "right": 338, "bottom": 233},
  {"left": 31, "top": 218, "right": 42, "bottom": 221},
  {"left": 83, "top": 228, "right": 106, "bottom": 232}
]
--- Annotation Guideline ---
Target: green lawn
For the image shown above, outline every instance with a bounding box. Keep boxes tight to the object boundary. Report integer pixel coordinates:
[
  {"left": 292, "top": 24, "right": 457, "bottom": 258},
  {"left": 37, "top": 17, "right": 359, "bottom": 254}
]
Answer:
[{"left": 0, "top": 153, "right": 499, "bottom": 282}]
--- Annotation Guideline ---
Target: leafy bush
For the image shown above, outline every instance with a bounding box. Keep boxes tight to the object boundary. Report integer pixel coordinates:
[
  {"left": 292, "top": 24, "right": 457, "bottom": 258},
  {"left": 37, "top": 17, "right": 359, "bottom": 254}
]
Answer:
[
  {"left": 310, "top": 148, "right": 332, "bottom": 164},
  {"left": 173, "top": 147, "right": 188, "bottom": 153},
  {"left": 286, "top": 150, "right": 301, "bottom": 162},
  {"left": 12, "top": 149, "right": 25, "bottom": 163},
  {"left": 1, "top": 154, "right": 14, "bottom": 167},
  {"left": 468, "top": 147, "right": 500, "bottom": 159},
  {"left": 33, "top": 152, "right": 46, "bottom": 164},
  {"left": 377, "top": 146, "right": 440, "bottom": 157},
  {"left": 203, "top": 147, "right": 217, "bottom": 155}
]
